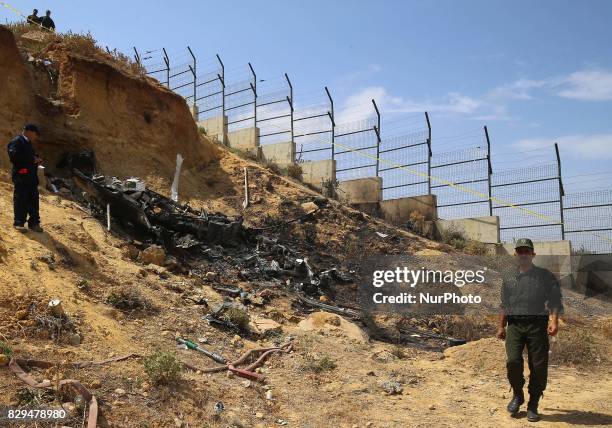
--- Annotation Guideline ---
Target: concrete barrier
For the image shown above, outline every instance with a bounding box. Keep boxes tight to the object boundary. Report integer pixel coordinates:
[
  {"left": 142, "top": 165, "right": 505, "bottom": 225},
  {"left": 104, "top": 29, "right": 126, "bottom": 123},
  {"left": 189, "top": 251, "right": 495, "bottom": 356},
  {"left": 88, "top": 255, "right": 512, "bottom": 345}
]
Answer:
[
  {"left": 197, "top": 115, "right": 227, "bottom": 145},
  {"left": 437, "top": 216, "right": 500, "bottom": 244},
  {"left": 569, "top": 254, "right": 612, "bottom": 299},
  {"left": 260, "top": 141, "right": 295, "bottom": 166},
  {"left": 380, "top": 194, "right": 438, "bottom": 225},
  {"left": 338, "top": 177, "right": 382, "bottom": 204},
  {"left": 301, "top": 159, "right": 336, "bottom": 190},
  {"left": 496, "top": 240, "right": 572, "bottom": 281},
  {"left": 227, "top": 127, "right": 260, "bottom": 156}
]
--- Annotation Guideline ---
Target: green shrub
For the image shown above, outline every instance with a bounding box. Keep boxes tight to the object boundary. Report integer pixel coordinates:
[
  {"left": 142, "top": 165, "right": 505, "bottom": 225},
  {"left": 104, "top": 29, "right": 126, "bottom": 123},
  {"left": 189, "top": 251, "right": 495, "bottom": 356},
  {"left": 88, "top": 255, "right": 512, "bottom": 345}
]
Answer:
[
  {"left": 143, "top": 352, "right": 182, "bottom": 385},
  {"left": 301, "top": 355, "right": 337, "bottom": 373},
  {"left": 286, "top": 163, "right": 303, "bottom": 180},
  {"left": 0, "top": 341, "right": 13, "bottom": 358},
  {"left": 221, "top": 307, "right": 250, "bottom": 331}
]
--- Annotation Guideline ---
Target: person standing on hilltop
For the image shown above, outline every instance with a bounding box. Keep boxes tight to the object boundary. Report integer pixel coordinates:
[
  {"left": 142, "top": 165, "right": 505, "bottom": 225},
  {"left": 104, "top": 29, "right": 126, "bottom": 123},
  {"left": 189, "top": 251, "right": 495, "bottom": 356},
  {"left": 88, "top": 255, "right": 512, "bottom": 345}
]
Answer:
[
  {"left": 40, "top": 10, "right": 55, "bottom": 31},
  {"left": 497, "top": 238, "right": 563, "bottom": 422},
  {"left": 26, "top": 9, "right": 41, "bottom": 25},
  {"left": 7, "top": 124, "right": 44, "bottom": 233}
]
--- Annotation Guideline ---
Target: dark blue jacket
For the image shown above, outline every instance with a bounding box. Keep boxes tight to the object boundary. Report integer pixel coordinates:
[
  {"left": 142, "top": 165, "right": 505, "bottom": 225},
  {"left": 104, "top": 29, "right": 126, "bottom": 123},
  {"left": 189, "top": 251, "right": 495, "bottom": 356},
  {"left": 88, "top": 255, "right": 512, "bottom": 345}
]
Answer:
[{"left": 7, "top": 135, "right": 38, "bottom": 184}]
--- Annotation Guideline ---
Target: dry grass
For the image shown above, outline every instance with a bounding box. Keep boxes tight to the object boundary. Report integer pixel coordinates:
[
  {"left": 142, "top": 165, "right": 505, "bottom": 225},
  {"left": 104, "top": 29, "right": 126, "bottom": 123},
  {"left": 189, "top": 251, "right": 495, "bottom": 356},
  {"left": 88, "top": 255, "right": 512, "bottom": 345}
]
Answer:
[
  {"left": 107, "top": 286, "right": 155, "bottom": 313},
  {"left": 550, "top": 326, "right": 605, "bottom": 367},
  {"left": 432, "top": 314, "right": 496, "bottom": 342},
  {"left": 4, "top": 22, "right": 145, "bottom": 76},
  {"left": 301, "top": 355, "right": 337, "bottom": 373},
  {"left": 286, "top": 163, "right": 303, "bottom": 180}
]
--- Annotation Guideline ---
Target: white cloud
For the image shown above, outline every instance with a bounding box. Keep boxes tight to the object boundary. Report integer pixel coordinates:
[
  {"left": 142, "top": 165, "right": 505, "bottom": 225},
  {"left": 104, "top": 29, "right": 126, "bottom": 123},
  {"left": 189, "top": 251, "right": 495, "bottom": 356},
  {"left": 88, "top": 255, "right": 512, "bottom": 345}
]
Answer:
[
  {"left": 488, "top": 79, "right": 546, "bottom": 100},
  {"left": 514, "top": 134, "right": 612, "bottom": 160},
  {"left": 336, "top": 86, "right": 485, "bottom": 124},
  {"left": 489, "top": 69, "right": 612, "bottom": 102},
  {"left": 555, "top": 70, "right": 612, "bottom": 101}
]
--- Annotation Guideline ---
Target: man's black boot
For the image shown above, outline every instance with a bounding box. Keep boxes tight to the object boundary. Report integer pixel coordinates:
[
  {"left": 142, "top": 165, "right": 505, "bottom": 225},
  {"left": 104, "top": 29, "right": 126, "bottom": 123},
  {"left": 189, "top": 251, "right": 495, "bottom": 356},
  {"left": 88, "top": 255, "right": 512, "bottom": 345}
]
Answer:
[
  {"left": 527, "top": 395, "right": 541, "bottom": 422},
  {"left": 507, "top": 390, "right": 524, "bottom": 415}
]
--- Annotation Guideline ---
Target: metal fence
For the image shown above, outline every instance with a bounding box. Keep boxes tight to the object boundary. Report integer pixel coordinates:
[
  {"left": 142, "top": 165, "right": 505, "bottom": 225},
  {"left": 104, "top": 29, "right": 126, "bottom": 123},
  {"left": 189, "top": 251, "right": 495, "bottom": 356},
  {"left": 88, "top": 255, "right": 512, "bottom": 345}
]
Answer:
[
  {"left": 294, "top": 88, "right": 334, "bottom": 162},
  {"left": 430, "top": 129, "right": 492, "bottom": 220},
  {"left": 224, "top": 63, "right": 257, "bottom": 132},
  {"left": 563, "top": 190, "right": 612, "bottom": 254},
  {"left": 256, "top": 75, "right": 293, "bottom": 145},
  {"left": 134, "top": 45, "right": 612, "bottom": 254},
  {"left": 334, "top": 101, "right": 381, "bottom": 181},
  {"left": 194, "top": 55, "right": 224, "bottom": 120},
  {"left": 492, "top": 143, "right": 563, "bottom": 243},
  {"left": 377, "top": 112, "right": 431, "bottom": 200}
]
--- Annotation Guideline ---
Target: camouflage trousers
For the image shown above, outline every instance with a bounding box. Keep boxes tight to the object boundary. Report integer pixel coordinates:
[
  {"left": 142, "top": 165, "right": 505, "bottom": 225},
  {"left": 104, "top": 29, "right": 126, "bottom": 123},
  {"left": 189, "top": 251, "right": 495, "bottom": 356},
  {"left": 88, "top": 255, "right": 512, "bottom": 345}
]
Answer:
[{"left": 505, "top": 317, "right": 549, "bottom": 396}]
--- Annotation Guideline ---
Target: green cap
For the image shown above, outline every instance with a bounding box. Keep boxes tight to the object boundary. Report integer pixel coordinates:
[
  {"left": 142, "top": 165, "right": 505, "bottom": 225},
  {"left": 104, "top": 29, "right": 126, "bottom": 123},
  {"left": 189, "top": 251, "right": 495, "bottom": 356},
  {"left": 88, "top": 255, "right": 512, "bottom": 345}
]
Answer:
[{"left": 515, "top": 238, "right": 534, "bottom": 249}]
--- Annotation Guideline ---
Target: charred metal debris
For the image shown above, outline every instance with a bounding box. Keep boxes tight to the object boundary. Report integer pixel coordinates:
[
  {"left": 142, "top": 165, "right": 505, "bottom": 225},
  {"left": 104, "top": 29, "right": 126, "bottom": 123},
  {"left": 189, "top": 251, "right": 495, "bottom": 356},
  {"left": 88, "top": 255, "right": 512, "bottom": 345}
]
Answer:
[{"left": 59, "top": 168, "right": 354, "bottom": 302}]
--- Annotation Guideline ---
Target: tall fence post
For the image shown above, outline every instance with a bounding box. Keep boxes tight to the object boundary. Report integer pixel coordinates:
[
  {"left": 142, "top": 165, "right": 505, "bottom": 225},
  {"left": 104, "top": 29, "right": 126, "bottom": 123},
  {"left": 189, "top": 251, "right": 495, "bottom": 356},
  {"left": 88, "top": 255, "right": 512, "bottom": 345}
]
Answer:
[
  {"left": 187, "top": 46, "right": 196, "bottom": 108},
  {"left": 162, "top": 48, "right": 170, "bottom": 88},
  {"left": 285, "top": 73, "right": 294, "bottom": 144},
  {"left": 372, "top": 99, "right": 381, "bottom": 176},
  {"left": 425, "top": 111, "right": 432, "bottom": 194},
  {"left": 133, "top": 47, "right": 141, "bottom": 66},
  {"left": 484, "top": 126, "right": 493, "bottom": 216},
  {"left": 555, "top": 142, "right": 565, "bottom": 240},
  {"left": 325, "top": 86, "right": 335, "bottom": 162},
  {"left": 248, "top": 62, "right": 257, "bottom": 127},
  {"left": 216, "top": 54, "right": 225, "bottom": 122}
]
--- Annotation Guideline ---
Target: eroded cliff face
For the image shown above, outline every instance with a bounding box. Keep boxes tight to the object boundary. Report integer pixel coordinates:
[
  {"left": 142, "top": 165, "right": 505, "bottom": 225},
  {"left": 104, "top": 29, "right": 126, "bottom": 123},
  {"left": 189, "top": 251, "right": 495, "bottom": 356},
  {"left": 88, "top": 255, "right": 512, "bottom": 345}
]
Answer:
[{"left": 0, "top": 25, "right": 216, "bottom": 181}]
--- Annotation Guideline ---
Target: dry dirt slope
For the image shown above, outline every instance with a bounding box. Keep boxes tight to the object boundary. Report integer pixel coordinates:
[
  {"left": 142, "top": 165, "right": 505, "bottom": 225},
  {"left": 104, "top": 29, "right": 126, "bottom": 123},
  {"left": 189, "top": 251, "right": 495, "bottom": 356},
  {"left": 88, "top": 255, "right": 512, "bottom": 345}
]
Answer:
[
  {"left": 0, "top": 23, "right": 611, "bottom": 428},
  {"left": 0, "top": 163, "right": 610, "bottom": 428}
]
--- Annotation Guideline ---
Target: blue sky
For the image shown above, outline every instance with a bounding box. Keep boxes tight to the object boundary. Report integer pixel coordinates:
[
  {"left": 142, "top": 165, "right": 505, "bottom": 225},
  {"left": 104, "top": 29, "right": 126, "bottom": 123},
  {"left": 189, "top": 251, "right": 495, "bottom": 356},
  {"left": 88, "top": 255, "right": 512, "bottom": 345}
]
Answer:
[{"left": 3, "top": 0, "right": 612, "bottom": 193}]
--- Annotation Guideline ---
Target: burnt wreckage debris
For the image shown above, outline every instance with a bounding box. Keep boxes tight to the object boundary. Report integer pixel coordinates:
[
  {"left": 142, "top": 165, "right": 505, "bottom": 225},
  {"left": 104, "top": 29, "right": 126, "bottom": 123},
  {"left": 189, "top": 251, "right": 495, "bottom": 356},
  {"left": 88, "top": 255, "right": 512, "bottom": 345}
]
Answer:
[
  {"left": 70, "top": 169, "right": 353, "bottom": 302},
  {"left": 73, "top": 169, "right": 246, "bottom": 248}
]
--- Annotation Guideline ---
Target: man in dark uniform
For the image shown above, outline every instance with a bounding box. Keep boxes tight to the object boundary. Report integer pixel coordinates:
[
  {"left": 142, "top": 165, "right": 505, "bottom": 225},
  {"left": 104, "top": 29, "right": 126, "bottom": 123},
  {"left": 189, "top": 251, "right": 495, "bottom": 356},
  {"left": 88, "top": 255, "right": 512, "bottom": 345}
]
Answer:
[
  {"left": 26, "top": 9, "right": 41, "bottom": 25},
  {"left": 7, "top": 124, "right": 44, "bottom": 233},
  {"left": 40, "top": 10, "right": 55, "bottom": 31},
  {"left": 497, "top": 238, "right": 563, "bottom": 422}
]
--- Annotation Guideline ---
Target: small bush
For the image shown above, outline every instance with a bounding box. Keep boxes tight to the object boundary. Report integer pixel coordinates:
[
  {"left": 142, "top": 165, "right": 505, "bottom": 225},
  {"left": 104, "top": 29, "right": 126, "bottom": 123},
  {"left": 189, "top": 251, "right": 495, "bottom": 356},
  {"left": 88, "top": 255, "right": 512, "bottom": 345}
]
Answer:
[
  {"left": 143, "top": 352, "right": 182, "bottom": 385},
  {"left": 321, "top": 179, "right": 340, "bottom": 199},
  {"left": 406, "top": 210, "right": 429, "bottom": 236},
  {"left": 221, "top": 307, "right": 250, "bottom": 331},
  {"left": 438, "top": 225, "right": 467, "bottom": 250},
  {"left": 107, "top": 287, "right": 153, "bottom": 312},
  {"left": 265, "top": 161, "right": 282, "bottom": 175},
  {"left": 0, "top": 341, "right": 13, "bottom": 358},
  {"left": 464, "top": 240, "right": 490, "bottom": 255},
  {"left": 550, "top": 327, "right": 603, "bottom": 367},
  {"left": 301, "top": 355, "right": 337, "bottom": 373},
  {"left": 286, "top": 163, "right": 303, "bottom": 180}
]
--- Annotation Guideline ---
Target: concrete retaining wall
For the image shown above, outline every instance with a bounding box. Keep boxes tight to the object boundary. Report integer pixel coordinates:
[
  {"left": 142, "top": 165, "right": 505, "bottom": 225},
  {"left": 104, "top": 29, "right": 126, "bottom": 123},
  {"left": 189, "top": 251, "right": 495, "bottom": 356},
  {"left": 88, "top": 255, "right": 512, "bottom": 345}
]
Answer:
[
  {"left": 227, "top": 127, "right": 260, "bottom": 156},
  {"left": 437, "top": 216, "right": 500, "bottom": 244},
  {"left": 197, "top": 115, "right": 227, "bottom": 145},
  {"left": 380, "top": 194, "right": 438, "bottom": 225},
  {"left": 301, "top": 159, "right": 336, "bottom": 189},
  {"left": 497, "top": 240, "right": 573, "bottom": 281},
  {"left": 338, "top": 177, "right": 382, "bottom": 204},
  {"left": 260, "top": 141, "right": 295, "bottom": 166}
]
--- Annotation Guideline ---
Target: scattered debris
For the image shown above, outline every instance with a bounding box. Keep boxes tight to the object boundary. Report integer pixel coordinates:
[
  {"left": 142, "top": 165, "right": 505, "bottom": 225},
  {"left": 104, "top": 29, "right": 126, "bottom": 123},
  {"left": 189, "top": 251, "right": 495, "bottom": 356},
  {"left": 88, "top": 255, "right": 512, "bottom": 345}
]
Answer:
[
  {"left": 243, "top": 167, "right": 250, "bottom": 209},
  {"left": 8, "top": 354, "right": 136, "bottom": 428},
  {"left": 379, "top": 379, "right": 403, "bottom": 395},
  {"left": 47, "top": 299, "right": 65, "bottom": 317},
  {"left": 171, "top": 154, "right": 184, "bottom": 202},
  {"left": 177, "top": 338, "right": 226, "bottom": 364},
  {"left": 182, "top": 342, "right": 293, "bottom": 383}
]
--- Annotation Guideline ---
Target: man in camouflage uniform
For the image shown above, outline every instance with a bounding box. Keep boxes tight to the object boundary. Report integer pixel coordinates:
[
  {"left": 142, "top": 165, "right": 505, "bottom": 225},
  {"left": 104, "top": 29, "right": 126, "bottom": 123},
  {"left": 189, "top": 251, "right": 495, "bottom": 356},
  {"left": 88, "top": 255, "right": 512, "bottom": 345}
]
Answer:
[{"left": 497, "top": 238, "right": 563, "bottom": 422}]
